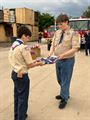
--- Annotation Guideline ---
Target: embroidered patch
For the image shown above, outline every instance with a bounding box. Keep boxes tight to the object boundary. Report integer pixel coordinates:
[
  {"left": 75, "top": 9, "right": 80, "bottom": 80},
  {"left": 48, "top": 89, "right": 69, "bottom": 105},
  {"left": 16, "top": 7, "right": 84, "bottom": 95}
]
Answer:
[
  {"left": 73, "top": 31, "right": 78, "bottom": 36},
  {"left": 24, "top": 46, "right": 30, "bottom": 51},
  {"left": 66, "top": 32, "right": 70, "bottom": 35}
]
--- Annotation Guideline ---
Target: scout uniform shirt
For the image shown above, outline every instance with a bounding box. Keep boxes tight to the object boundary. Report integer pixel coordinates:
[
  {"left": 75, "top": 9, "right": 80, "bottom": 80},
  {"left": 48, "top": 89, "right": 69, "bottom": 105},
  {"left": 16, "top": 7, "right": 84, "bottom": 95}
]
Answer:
[
  {"left": 51, "top": 27, "right": 80, "bottom": 58},
  {"left": 9, "top": 39, "right": 33, "bottom": 74}
]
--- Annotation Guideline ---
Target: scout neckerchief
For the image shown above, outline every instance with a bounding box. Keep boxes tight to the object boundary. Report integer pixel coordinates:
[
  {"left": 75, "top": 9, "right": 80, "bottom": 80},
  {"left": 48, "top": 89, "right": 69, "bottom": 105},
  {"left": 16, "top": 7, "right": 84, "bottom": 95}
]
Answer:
[
  {"left": 12, "top": 39, "right": 23, "bottom": 50},
  {"left": 58, "top": 30, "right": 65, "bottom": 44}
]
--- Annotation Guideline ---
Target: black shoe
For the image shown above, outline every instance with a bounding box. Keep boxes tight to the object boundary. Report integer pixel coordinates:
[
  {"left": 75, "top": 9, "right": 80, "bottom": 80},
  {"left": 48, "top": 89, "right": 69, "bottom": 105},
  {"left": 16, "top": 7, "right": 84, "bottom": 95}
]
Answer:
[
  {"left": 25, "top": 114, "right": 28, "bottom": 119},
  {"left": 55, "top": 95, "right": 70, "bottom": 100},
  {"left": 59, "top": 99, "right": 67, "bottom": 109},
  {"left": 55, "top": 95, "right": 63, "bottom": 100}
]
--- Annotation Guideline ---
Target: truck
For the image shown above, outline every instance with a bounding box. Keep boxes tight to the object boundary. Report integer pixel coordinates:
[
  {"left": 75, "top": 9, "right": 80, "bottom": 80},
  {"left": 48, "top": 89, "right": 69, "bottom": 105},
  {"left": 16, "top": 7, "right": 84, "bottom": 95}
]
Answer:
[{"left": 69, "top": 17, "right": 90, "bottom": 49}]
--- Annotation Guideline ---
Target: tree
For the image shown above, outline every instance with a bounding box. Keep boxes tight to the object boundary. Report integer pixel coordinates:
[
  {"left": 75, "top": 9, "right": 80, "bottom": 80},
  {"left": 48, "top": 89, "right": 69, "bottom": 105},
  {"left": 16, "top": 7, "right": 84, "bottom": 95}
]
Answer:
[
  {"left": 82, "top": 6, "right": 90, "bottom": 18},
  {"left": 38, "top": 12, "right": 55, "bottom": 32}
]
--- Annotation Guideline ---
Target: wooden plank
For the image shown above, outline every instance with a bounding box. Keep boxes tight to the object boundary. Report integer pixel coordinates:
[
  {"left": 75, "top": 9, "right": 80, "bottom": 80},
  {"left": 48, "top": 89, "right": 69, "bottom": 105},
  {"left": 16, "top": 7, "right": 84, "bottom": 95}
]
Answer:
[
  {"left": 15, "top": 8, "right": 34, "bottom": 25},
  {"left": 0, "top": 25, "right": 8, "bottom": 42},
  {"left": 12, "top": 23, "right": 17, "bottom": 37}
]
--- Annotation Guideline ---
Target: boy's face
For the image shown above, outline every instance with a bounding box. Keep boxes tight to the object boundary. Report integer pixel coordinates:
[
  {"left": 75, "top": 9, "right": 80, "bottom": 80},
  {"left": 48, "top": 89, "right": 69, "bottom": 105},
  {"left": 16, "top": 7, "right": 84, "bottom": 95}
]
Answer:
[
  {"left": 25, "top": 35, "right": 30, "bottom": 42},
  {"left": 58, "top": 21, "right": 69, "bottom": 31},
  {"left": 22, "top": 34, "right": 30, "bottom": 43}
]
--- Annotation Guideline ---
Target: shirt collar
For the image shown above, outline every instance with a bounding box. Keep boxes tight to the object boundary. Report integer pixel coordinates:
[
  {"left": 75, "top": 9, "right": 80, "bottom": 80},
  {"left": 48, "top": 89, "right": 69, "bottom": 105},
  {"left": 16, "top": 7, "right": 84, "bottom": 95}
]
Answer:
[{"left": 16, "top": 39, "right": 24, "bottom": 44}]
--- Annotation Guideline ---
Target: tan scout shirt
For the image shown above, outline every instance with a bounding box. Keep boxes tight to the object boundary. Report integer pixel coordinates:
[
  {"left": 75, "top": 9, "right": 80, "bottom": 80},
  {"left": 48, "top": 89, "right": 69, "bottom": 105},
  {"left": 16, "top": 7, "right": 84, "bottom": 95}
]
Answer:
[
  {"left": 9, "top": 40, "right": 33, "bottom": 73},
  {"left": 51, "top": 28, "right": 80, "bottom": 58}
]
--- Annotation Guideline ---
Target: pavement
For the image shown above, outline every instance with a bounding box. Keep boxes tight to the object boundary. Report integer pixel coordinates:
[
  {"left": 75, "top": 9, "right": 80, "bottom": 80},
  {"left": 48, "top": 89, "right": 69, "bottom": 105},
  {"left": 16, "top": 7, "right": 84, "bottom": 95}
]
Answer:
[{"left": 0, "top": 42, "right": 90, "bottom": 120}]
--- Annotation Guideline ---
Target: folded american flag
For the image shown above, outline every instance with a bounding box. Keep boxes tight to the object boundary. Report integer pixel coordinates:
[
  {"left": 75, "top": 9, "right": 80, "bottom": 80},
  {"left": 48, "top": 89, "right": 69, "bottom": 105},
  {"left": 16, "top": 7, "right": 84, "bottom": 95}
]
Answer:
[{"left": 34, "top": 56, "right": 58, "bottom": 64}]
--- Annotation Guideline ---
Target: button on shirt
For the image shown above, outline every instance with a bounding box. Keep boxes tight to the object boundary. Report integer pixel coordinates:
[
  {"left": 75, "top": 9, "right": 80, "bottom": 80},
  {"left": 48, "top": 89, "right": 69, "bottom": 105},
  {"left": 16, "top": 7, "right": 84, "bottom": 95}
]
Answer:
[
  {"left": 9, "top": 39, "right": 33, "bottom": 73},
  {"left": 51, "top": 28, "right": 80, "bottom": 58}
]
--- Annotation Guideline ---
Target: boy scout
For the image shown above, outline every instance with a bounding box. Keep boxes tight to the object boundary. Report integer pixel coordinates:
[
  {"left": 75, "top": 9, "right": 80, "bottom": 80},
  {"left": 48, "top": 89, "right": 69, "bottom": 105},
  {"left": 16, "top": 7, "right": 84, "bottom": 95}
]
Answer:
[
  {"left": 9, "top": 26, "right": 43, "bottom": 120},
  {"left": 49, "top": 14, "right": 80, "bottom": 109}
]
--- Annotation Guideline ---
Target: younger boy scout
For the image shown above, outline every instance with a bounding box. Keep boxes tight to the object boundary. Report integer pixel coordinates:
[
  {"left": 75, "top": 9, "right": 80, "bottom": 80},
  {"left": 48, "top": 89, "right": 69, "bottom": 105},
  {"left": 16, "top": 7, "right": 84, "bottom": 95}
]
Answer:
[
  {"left": 49, "top": 14, "right": 80, "bottom": 109},
  {"left": 9, "top": 26, "right": 43, "bottom": 120}
]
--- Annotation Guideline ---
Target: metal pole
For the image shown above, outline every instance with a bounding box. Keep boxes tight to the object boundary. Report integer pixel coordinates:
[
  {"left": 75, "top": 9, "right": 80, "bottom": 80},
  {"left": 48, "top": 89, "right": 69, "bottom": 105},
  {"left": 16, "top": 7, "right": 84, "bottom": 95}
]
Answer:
[{"left": 55, "top": 18, "right": 56, "bottom": 31}]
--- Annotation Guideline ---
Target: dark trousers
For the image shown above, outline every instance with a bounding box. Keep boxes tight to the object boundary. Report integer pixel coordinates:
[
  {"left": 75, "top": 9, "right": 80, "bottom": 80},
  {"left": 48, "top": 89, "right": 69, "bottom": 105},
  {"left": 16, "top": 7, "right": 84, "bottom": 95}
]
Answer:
[
  {"left": 38, "top": 37, "right": 42, "bottom": 43},
  {"left": 85, "top": 43, "right": 90, "bottom": 56},
  {"left": 11, "top": 71, "right": 30, "bottom": 120},
  {"left": 56, "top": 57, "right": 75, "bottom": 102}
]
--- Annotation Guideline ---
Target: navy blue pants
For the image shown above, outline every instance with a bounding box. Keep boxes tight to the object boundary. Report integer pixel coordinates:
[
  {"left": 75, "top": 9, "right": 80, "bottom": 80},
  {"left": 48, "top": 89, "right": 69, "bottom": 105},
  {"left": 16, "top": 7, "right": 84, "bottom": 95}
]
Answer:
[
  {"left": 11, "top": 71, "right": 30, "bottom": 120},
  {"left": 56, "top": 57, "right": 75, "bottom": 102},
  {"left": 85, "top": 42, "right": 90, "bottom": 56}
]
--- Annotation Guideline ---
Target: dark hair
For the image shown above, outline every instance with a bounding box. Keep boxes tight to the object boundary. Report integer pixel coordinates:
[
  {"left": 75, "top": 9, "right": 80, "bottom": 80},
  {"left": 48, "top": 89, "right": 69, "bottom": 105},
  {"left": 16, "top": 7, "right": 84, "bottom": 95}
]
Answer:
[
  {"left": 56, "top": 14, "right": 69, "bottom": 24},
  {"left": 17, "top": 26, "right": 31, "bottom": 38}
]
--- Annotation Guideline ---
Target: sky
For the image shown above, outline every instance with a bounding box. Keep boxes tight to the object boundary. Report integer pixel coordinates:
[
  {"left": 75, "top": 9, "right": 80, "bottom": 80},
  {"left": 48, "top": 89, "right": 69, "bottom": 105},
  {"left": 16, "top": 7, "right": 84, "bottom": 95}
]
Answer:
[{"left": 0, "top": 0, "right": 90, "bottom": 18}]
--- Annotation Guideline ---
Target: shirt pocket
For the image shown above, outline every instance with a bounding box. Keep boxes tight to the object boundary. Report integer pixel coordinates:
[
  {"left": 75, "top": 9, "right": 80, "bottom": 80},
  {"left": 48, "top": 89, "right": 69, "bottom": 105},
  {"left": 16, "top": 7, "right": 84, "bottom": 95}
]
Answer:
[
  {"left": 62, "top": 39, "right": 71, "bottom": 47},
  {"left": 62, "top": 34, "right": 72, "bottom": 46}
]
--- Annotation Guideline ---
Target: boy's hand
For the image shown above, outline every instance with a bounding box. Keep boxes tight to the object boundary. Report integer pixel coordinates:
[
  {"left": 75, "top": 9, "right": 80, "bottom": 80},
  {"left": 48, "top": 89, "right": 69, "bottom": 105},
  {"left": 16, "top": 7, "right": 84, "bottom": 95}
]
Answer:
[
  {"left": 17, "top": 72, "right": 23, "bottom": 78},
  {"left": 38, "top": 61, "right": 45, "bottom": 66}
]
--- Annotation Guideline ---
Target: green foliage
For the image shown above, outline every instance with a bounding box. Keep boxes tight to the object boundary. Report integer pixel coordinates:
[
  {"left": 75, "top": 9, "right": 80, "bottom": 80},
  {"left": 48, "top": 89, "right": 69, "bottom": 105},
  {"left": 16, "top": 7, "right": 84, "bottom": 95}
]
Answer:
[
  {"left": 38, "top": 12, "right": 55, "bottom": 32},
  {"left": 82, "top": 6, "right": 90, "bottom": 18}
]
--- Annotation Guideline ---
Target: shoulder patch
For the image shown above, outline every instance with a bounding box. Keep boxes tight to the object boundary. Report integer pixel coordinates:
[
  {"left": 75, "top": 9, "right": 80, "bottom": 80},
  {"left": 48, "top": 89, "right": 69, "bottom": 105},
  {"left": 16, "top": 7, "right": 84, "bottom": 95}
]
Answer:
[
  {"left": 66, "top": 32, "right": 70, "bottom": 35},
  {"left": 73, "top": 31, "right": 78, "bottom": 36},
  {"left": 24, "top": 45, "right": 30, "bottom": 51}
]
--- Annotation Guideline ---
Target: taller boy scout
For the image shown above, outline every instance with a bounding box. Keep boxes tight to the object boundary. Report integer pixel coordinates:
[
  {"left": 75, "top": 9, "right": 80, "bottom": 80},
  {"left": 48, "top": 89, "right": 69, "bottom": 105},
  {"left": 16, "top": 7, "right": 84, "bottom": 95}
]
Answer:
[
  {"left": 9, "top": 26, "right": 43, "bottom": 120},
  {"left": 49, "top": 14, "right": 80, "bottom": 109}
]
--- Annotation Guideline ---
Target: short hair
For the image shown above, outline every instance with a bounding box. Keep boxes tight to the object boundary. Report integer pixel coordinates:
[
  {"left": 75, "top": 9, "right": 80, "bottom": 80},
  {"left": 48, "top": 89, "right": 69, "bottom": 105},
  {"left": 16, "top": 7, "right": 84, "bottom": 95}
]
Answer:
[
  {"left": 17, "top": 26, "right": 31, "bottom": 38},
  {"left": 56, "top": 14, "right": 69, "bottom": 24}
]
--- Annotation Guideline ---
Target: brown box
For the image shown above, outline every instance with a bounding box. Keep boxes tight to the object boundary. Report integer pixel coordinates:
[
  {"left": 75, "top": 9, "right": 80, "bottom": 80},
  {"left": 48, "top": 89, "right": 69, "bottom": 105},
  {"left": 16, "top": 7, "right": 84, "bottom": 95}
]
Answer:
[
  {"left": 31, "top": 53, "right": 37, "bottom": 60},
  {"left": 3, "top": 9, "right": 10, "bottom": 22},
  {"left": 31, "top": 47, "right": 41, "bottom": 60},
  {"left": 32, "top": 26, "right": 39, "bottom": 41},
  {"left": 15, "top": 8, "right": 34, "bottom": 25}
]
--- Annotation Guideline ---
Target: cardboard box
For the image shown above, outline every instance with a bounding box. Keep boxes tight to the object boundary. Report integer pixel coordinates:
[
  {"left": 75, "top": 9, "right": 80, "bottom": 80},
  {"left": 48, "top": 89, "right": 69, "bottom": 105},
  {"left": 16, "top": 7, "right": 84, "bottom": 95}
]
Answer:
[
  {"left": 15, "top": 8, "right": 34, "bottom": 25},
  {"left": 31, "top": 47, "right": 41, "bottom": 60}
]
